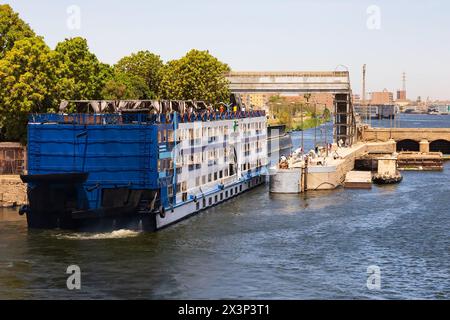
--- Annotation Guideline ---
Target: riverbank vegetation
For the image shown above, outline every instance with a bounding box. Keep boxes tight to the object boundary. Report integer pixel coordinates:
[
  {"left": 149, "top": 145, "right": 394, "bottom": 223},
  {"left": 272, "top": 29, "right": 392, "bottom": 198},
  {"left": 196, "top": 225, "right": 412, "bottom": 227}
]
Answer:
[
  {"left": 268, "top": 95, "right": 331, "bottom": 131},
  {"left": 0, "top": 4, "right": 230, "bottom": 143}
]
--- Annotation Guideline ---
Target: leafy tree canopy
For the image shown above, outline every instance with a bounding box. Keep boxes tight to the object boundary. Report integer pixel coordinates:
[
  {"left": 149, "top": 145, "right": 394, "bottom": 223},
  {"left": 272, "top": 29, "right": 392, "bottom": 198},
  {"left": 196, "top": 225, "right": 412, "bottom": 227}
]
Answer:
[
  {"left": 115, "top": 50, "right": 163, "bottom": 96},
  {"left": 0, "top": 37, "right": 58, "bottom": 142},
  {"left": 102, "top": 70, "right": 153, "bottom": 100},
  {"left": 0, "top": 4, "right": 35, "bottom": 59},
  {"left": 54, "top": 37, "right": 112, "bottom": 101},
  {"left": 159, "top": 49, "right": 230, "bottom": 104}
]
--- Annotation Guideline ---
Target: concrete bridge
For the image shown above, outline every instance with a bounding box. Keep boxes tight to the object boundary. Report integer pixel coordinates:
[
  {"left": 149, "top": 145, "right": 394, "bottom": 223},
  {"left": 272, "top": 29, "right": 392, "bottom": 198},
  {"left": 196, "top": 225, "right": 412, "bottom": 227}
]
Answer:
[
  {"left": 226, "top": 71, "right": 356, "bottom": 145},
  {"left": 361, "top": 127, "right": 450, "bottom": 154},
  {"left": 226, "top": 71, "right": 351, "bottom": 93}
]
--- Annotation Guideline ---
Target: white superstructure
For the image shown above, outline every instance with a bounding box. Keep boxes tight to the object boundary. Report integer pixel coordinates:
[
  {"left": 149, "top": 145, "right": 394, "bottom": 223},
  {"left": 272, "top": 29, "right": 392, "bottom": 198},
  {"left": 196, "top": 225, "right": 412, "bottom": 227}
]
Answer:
[{"left": 156, "top": 112, "right": 268, "bottom": 229}]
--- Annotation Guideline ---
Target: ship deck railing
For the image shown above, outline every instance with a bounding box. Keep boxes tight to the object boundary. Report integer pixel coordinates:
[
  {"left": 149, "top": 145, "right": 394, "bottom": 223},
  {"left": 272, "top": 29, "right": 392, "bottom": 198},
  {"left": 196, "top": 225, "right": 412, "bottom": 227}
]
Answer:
[{"left": 29, "top": 110, "right": 267, "bottom": 126}]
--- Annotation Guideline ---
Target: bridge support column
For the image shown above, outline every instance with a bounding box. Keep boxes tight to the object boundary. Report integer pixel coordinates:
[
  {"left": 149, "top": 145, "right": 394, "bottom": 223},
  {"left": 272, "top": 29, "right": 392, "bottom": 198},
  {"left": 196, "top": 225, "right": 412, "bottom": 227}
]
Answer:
[
  {"left": 420, "top": 140, "right": 430, "bottom": 154},
  {"left": 388, "top": 139, "right": 396, "bottom": 153}
]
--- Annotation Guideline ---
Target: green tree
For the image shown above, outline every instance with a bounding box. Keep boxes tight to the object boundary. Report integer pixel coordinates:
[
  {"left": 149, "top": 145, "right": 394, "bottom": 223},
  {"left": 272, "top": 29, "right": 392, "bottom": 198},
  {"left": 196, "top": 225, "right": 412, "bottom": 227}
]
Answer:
[
  {"left": 115, "top": 50, "right": 163, "bottom": 96},
  {"left": 54, "top": 37, "right": 112, "bottom": 101},
  {"left": 101, "top": 71, "right": 152, "bottom": 100},
  {"left": 0, "top": 37, "right": 58, "bottom": 142},
  {"left": 159, "top": 49, "right": 230, "bottom": 104},
  {"left": 0, "top": 4, "right": 35, "bottom": 59}
]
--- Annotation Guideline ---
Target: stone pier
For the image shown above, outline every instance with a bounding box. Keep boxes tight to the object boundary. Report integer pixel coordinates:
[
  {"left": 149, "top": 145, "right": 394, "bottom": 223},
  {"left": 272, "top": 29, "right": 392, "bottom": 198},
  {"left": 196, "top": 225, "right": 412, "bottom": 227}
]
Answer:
[
  {"left": 420, "top": 140, "right": 430, "bottom": 153},
  {"left": 0, "top": 175, "right": 27, "bottom": 208}
]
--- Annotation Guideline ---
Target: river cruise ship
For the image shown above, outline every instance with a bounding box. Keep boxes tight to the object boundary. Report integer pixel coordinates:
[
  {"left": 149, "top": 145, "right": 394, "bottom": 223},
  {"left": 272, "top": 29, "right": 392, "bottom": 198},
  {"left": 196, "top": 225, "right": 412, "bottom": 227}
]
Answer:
[{"left": 19, "top": 100, "right": 268, "bottom": 231}]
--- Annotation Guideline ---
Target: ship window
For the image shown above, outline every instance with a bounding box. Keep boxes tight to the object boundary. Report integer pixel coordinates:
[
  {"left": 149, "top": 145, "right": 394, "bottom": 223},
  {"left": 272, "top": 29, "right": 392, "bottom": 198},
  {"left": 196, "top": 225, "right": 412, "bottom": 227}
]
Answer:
[
  {"left": 230, "top": 189, "right": 233, "bottom": 196},
  {"left": 209, "top": 197, "right": 212, "bottom": 206},
  {"left": 240, "top": 185, "right": 242, "bottom": 192},
  {"left": 158, "top": 159, "right": 171, "bottom": 172},
  {"left": 203, "top": 198, "right": 206, "bottom": 207},
  {"left": 196, "top": 202, "right": 200, "bottom": 210},
  {"left": 215, "top": 195, "right": 218, "bottom": 202},
  {"left": 167, "top": 130, "right": 174, "bottom": 143},
  {"left": 235, "top": 187, "right": 238, "bottom": 194},
  {"left": 220, "top": 193, "right": 223, "bottom": 201}
]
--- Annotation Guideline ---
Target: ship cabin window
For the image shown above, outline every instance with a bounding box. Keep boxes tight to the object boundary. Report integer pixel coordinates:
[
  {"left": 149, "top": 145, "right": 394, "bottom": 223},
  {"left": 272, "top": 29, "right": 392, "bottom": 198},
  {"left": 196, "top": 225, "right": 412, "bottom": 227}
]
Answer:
[
  {"left": 167, "top": 130, "right": 174, "bottom": 143},
  {"left": 196, "top": 202, "right": 200, "bottom": 210},
  {"left": 203, "top": 198, "right": 206, "bottom": 208},
  {"left": 229, "top": 165, "right": 234, "bottom": 177},
  {"left": 215, "top": 195, "right": 218, "bottom": 203},
  {"left": 230, "top": 189, "right": 233, "bottom": 196},
  {"left": 240, "top": 185, "right": 243, "bottom": 192},
  {"left": 158, "top": 159, "right": 172, "bottom": 173},
  {"left": 209, "top": 197, "right": 212, "bottom": 206},
  {"left": 168, "top": 187, "right": 174, "bottom": 205},
  {"left": 225, "top": 190, "right": 228, "bottom": 198},
  {"left": 220, "top": 193, "right": 223, "bottom": 201},
  {"left": 158, "top": 130, "right": 167, "bottom": 143},
  {"left": 235, "top": 187, "right": 238, "bottom": 194}
]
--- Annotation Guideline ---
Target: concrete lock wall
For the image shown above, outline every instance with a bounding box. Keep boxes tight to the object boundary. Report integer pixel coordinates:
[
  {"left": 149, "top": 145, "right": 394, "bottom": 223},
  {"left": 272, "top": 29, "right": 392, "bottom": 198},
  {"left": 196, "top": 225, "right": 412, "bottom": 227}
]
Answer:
[
  {"left": 269, "top": 168, "right": 302, "bottom": 193},
  {"left": 307, "top": 141, "right": 396, "bottom": 190}
]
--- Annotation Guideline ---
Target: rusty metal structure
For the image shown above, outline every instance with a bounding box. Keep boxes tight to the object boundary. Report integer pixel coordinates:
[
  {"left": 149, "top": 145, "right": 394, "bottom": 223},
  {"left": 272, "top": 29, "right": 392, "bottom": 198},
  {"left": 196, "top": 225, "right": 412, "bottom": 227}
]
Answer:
[{"left": 0, "top": 142, "right": 25, "bottom": 175}]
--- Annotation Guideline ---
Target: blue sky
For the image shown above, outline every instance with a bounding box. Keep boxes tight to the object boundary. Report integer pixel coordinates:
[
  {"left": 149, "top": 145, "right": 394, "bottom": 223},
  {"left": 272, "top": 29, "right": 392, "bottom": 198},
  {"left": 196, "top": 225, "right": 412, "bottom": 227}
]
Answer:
[{"left": 4, "top": 0, "right": 450, "bottom": 100}]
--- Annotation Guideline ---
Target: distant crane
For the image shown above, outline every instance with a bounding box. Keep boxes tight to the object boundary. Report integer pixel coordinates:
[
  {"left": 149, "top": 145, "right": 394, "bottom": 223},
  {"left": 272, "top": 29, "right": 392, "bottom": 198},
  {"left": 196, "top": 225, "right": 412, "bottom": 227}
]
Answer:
[{"left": 362, "top": 64, "right": 369, "bottom": 125}]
